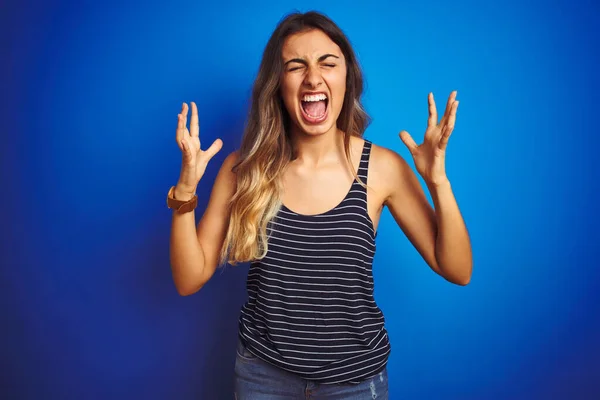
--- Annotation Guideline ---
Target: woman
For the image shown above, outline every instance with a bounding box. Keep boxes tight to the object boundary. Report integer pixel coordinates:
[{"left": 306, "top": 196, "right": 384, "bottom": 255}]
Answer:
[{"left": 168, "top": 10, "right": 472, "bottom": 399}]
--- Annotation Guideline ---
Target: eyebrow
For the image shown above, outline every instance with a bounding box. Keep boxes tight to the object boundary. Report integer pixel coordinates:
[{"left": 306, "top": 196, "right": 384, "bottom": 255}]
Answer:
[{"left": 284, "top": 54, "right": 340, "bottom": 66}]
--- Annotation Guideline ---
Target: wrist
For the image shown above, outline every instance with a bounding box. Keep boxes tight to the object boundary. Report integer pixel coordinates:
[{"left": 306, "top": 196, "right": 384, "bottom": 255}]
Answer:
[
  {"left": 426, "top": 177, "right": 451, "bottom": 191},
  {"left": 173, "top": 184, "right": 196, "bottom": 201}
]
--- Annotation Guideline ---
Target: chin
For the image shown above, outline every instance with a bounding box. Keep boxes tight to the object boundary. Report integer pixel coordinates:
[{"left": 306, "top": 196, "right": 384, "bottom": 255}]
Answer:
[
  {"left": 297, "top": 121, "right": 334, "bottom": 136},
  {"left": 293, "top": 105, "right": 339, "bottom": 136}
]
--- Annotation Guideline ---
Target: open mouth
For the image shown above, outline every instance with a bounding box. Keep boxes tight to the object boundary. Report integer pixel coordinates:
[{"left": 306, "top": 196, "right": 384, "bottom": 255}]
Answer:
[{"left": 300, "top": 93, "right": 329, "bottom": 124}]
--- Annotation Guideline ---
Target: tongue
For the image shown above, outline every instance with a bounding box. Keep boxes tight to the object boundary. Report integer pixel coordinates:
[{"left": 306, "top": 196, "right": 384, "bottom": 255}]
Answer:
[{"left": 303, "top": 100, "right": 326, "bottom": 117}]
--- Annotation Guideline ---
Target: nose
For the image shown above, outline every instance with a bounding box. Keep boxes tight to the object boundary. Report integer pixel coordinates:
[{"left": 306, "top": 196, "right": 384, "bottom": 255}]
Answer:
[{"left": 303, "top": 65, "right": 323, "bottom": 88}]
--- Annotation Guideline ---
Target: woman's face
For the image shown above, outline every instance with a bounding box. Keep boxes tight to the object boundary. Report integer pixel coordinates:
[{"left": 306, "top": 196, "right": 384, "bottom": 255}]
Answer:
[{"left": 280, "top": 29, "right": 347, "bottom": 137}]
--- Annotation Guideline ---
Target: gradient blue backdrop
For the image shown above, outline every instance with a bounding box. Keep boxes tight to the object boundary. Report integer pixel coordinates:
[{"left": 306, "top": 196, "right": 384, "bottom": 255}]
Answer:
[{"left": 2, "top": 0, "right": 599, "bottom": 399}]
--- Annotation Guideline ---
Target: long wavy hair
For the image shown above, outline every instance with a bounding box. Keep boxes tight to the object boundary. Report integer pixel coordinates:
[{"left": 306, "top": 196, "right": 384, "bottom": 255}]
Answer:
[{"left": 220, "top": 10, "right": 371, "bottom": 266}]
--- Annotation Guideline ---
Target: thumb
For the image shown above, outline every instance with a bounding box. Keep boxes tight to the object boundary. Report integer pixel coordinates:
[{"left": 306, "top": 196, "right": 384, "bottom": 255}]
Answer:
[
  {"left": 399, "top": 130, "right": 418, "bottom": 154},
  {"left": 204, "top": 138, "right": 224, "bottom": 161}
]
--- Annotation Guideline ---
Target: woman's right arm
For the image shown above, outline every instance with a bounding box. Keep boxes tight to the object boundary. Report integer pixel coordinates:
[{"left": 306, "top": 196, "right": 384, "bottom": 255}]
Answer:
[
  {"left": 168, "top": 101, "right": 238, "bottom": 296},
  {"left": 169, "top": 151, "right": 238, "bottom": 296}
]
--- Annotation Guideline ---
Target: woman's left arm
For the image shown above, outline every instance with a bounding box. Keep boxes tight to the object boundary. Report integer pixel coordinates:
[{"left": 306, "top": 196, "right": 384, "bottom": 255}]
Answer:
[
  {"left": 427, "top": 178, "right": 472, "bottom": 285},
  {"left": 381, "top": 90, "right": 472, "bottom": 285}
]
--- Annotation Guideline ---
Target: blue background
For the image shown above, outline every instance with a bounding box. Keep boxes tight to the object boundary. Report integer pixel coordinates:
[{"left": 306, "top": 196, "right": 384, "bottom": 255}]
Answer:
[{"left": 2, "top": 0, "right": 599, "bottom": 399}]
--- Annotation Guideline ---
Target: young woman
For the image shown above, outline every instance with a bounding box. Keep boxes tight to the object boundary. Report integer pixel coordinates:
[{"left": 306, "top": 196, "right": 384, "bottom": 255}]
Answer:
[{"left": 168, "top": 11, "right": 472, "bottom": 399}]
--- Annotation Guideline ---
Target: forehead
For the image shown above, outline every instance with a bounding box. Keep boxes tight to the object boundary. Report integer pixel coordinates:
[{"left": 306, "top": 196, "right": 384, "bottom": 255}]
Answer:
[{"left": 281, "top": 29, "right": 344, "bottom": 60}]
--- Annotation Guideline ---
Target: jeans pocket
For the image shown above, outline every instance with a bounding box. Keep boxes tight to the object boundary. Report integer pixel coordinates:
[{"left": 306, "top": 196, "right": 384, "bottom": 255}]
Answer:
[{"left": 236, "top": 337, "right": 258, "bottom": 362}]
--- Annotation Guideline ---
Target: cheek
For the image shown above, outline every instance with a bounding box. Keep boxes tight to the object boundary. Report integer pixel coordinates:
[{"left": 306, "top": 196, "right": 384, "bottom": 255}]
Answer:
[
  {"left": 279, "top": 81, "right": 297, "bottom": 112},
  {"left": 330, "top": 74, "right": 347, "bottom": 109},
  {"left": 282, "top": 77, "right": 301, "bottom": 98}
]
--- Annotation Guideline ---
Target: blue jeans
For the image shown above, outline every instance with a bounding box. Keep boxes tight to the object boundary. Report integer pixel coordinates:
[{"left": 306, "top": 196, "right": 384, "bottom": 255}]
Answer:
[{"left": 233, "top": 337, "right": 389, "bottom": 399}]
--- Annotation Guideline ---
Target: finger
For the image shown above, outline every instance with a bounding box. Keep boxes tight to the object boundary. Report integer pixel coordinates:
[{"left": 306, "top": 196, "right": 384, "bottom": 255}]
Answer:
[
  {"left": 439, "top": 90, "right": 457, "bottom": 126},
  {"left": 449, "top": 100, "right": 458, "bottom": 128},
  {"left": 190, "top": 102, "right": 200, "bottom": 138},
  {"left": 438, "top": 125, "right": 452, "bottom": 151},
  {"left": 445, "top": 100, "right": 458, "bottom": 133},
  {"left": 427, "top": 92, "right": 437, "bottom": 128},
  {"left": 438, "top": 101, "right": 458, "bottom": 151},
  {"left": 399, "top": 130, "right": 418, "bottom": 155},
  {"left": 181, "top": 135, "right": 193, "bottom": 163},
  {"left": 176, "top": 103, "right": 188, "bottom": 146},
  {"left": 203, "top": 138, "right": 224, "bottom": 161},
  {"left": 182, "top": 102, "right": 189, "bottom": 127}
]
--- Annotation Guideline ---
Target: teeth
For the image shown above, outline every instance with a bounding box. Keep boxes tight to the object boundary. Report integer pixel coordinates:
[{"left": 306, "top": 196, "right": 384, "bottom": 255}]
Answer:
[{"left": 302, "top": 93, "right": 327, "bottom": 102}]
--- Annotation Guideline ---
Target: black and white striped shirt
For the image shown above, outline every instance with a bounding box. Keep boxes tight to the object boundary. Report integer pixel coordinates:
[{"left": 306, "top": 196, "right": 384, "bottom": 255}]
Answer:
[{"left": 238, "top": 140, "right": 391, "bottom": 384}]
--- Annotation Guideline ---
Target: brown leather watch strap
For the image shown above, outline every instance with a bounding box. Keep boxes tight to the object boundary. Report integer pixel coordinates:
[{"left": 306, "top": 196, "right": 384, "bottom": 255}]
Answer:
[{"left": 166, "top": 186, "right": 198, "bottom": 214}]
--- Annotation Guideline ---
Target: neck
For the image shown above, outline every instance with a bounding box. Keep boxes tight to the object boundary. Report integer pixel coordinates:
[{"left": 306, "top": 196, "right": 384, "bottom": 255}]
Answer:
[{"left": 289, "top": 125, "right": 344, "bottom": 166}]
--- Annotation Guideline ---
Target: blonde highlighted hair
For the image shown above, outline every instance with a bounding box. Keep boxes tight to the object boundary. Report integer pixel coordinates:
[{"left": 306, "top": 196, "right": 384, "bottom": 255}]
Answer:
[{"left": 220, "top": 11, "right": 371, "bottom": 266}]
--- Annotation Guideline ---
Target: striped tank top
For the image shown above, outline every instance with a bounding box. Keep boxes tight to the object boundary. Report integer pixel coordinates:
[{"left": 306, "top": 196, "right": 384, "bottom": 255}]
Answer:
[{"left": 237, "top": 139, "right": 391, "bottom": 384}]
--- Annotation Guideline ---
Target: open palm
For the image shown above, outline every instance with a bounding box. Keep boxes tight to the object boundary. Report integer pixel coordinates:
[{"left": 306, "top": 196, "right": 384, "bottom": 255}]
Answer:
[
  {"left": 176, "top": 102, "right": 223, "bottom": 193},
  {"left": 399, "top": 91, "right": 459, "bottom": 186}
]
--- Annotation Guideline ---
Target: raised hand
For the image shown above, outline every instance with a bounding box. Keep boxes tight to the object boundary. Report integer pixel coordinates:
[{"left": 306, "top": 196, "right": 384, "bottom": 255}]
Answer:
[
  {"left": 399, "top": 91, "right": 459, "bottom": 187},
  {"left": 175, "top": 102, "right": 223, "bottom": 199}
]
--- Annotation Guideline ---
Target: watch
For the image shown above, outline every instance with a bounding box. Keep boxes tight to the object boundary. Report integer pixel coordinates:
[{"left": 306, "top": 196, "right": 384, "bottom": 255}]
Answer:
[{"left": 166, "top": 186, "right": 198, "bottom": 214}]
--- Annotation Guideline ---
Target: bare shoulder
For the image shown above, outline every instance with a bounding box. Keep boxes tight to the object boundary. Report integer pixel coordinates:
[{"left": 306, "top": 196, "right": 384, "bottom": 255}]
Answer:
[
  {"left": 212, "top": 150, "right": 240, "bottom": 187},
  {"left": 222, "top": 149, "right": 240, "bottom": 172},
  {"left": 367, "top": 140, "right": 413, "bottom": 204},
  {"left": 205, "top": 149, "right": 240, "bottom": 208}
]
